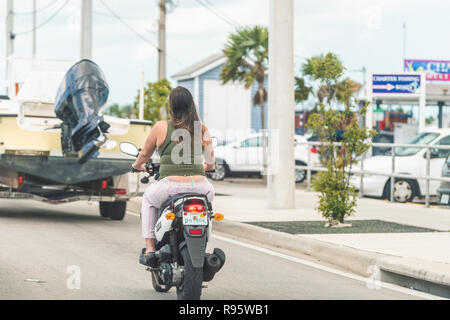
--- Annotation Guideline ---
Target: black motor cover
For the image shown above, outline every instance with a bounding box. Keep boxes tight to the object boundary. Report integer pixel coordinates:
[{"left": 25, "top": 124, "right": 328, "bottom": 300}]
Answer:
[{"left": 54, "top": 59, "right": 110, "bottom": 159}]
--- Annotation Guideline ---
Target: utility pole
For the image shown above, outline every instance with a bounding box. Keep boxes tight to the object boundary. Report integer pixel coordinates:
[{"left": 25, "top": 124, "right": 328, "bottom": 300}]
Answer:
[
  {"left": 267, "top": 0, "right": 295, "bottom": 209},
  {"left": 6, "top": 0, "right": 14, "bottom": 95},
  {"left": 32, "top": 0, "right": 37, "bottom": 58},
  {"left": 80, "top": 0, "right": 93, "bottom": 59},
  {"left": 158, "top": 0, "right": 167, "bottom": 80}
]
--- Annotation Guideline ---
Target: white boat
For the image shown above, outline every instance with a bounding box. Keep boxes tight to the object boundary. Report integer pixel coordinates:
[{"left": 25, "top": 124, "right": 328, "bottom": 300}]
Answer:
[{"left": 0, "top": 58, "right": 151, "bottom": 220}]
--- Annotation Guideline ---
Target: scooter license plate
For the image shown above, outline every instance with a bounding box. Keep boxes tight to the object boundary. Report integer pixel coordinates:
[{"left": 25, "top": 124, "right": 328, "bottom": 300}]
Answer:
[{"left": 183, "top": 213, "right": 208, "bottom": 226}]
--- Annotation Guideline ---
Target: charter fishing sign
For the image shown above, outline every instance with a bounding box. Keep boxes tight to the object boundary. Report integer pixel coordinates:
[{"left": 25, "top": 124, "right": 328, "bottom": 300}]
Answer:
[
  {"left": 404, "top": 59, "right": 450, "bottom": 81},
  {"left": 372, "top": 74, "right": 422, "bottom": 94}
]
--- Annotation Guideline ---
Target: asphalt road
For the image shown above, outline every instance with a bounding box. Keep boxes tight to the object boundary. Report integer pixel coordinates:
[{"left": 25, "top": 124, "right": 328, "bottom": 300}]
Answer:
[{"left": 0, "top": 199, "right": 425, "bottom": 300}]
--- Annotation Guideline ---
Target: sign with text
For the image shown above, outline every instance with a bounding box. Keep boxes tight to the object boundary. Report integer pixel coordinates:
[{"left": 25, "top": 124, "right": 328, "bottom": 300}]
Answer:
[
  {"left": 404, "top": 59, "right": 450, "bottom": 81},
  {"left": 372, "top": 74, "right": 421, "bottom": 94}
]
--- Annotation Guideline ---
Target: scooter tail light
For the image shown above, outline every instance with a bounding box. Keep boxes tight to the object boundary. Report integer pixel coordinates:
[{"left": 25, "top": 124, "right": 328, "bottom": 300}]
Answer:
[
  {"left": 189, "top": 229, "right": 203, "bottom": 235},
  {"left": 184, "top": 204, "right": 205, "bottom": 213}
]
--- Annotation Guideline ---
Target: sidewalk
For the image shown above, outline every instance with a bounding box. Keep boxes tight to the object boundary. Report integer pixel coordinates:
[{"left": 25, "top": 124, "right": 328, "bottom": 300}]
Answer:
[
  {"left": 210, "top": 180, "right": 450, "bottom": 264},
  {"left": 127, "top": 177, "right": 450, "bottom": 297}
]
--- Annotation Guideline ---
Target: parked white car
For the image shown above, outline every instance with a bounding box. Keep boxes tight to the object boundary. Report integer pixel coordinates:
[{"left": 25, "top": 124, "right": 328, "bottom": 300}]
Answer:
[
  {"left": 209, "top": 133, "right": 320, "bottom": 183},
  {"left": 350, "top": 128, "right": 450, "bottom": 202}
]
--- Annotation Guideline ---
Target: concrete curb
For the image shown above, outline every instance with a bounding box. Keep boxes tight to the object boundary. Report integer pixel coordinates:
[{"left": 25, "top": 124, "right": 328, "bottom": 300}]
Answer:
[
  {"left": 213, "top": 219, "right": 382, "bottom": 276},
  {"left": 127, "top": 198, "right": 450, "bottom": 297},
  {"left": 212, "top": 219, "right": 450, "bottom": 297}
]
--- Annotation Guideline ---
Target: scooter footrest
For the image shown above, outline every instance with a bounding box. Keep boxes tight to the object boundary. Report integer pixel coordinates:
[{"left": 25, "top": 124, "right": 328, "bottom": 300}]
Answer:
[{"left": 139, "top": 248, "right": 157, "bottom": 267}]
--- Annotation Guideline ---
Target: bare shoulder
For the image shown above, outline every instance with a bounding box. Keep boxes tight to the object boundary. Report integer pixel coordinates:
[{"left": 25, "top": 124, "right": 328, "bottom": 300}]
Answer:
[
  {"left": 153, "top": 120, "right": 167, "bottom": 130},
  {"left": 153, "top": 120, "right": 168, "bottom": 147}
]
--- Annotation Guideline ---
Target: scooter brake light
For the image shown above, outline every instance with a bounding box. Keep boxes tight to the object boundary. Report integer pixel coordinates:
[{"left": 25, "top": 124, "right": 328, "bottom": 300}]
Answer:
[
  {"left": 184, "top": 204, "right": 205, "bottom": 213},
  {"left": 189, "top": 229, "right": 203, "bottom": 235}
]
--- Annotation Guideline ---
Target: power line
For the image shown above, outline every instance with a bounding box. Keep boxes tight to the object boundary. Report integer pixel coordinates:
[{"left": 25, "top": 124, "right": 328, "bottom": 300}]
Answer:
[
  {"left": 202, "top": 0, "right": 240, "bottom": 27},
  {"left": 15, "top": 0, "right": 69, "bottom": 36},
  {"left": 195, "top": 0, "right": 240, "bottom": 29},
  {"left": 99, "top": 0, "right": 185, "bottom": 67},
  {"left": 13, "top": 0, "right": 60, "bottom": 15},
  {"left": 99, "top": 0, "right": 159, "bottom": 50}
]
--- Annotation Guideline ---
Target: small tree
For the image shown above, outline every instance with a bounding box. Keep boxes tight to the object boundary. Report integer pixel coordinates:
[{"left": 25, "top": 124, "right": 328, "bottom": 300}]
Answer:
[
  {"left": 133, "top": 78, "right": 172, "bottom": 123},
  {"left": 104, "top": 103, "right": 134, "bottom": 118},
  {"left": 304, "top": 53, "right": 376, "bottom": 225}
]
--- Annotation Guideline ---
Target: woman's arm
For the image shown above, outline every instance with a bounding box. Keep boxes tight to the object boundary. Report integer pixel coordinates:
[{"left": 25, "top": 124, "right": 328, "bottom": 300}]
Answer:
[
  {"left": 202, "top": 125, "right": 215, "bottom": 172},
  {"left": 132, "top": 121, "right": 162, "bottom": 171}
]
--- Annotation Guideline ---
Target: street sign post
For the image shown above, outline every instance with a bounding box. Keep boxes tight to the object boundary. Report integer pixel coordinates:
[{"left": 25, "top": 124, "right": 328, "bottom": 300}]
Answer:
[
  {"left": 372, "top": 74, "right": 421, "bottom": 94},
  {"left": 366, "top": 72, "right": 426, "bottom": 132}
]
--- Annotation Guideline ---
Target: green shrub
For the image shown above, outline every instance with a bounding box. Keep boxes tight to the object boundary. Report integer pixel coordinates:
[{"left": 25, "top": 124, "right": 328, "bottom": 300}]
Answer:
[{"left": 304, "top": 53, "right": 376, "bottom": 223}]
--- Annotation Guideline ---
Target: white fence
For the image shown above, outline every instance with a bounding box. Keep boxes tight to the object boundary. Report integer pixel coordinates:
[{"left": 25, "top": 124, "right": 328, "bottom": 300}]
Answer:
[{"left": 295, "top": 141, "right": 450, "bottom": 208}]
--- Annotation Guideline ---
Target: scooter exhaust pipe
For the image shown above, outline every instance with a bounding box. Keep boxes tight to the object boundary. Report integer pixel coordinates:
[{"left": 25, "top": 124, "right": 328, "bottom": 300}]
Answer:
[{"left": 203, "top": 248, "right": 226, "bottom": 282}]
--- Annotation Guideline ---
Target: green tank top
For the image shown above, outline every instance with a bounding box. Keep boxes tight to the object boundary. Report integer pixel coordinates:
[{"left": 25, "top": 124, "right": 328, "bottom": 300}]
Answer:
[{"left": 158, "top": 121, "right": 205, "bottom": 180}]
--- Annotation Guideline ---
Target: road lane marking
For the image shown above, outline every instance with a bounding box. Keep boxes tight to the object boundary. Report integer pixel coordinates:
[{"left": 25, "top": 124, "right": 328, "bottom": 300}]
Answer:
[
  {"left": 126, "top": 210, "right": 444, "bottom": 300},
  {"left": 127, "top": 211, "right": 140, "bottom": 218},
  {"left": 211, "top": 234, "right": 446, "bottom": 300}
]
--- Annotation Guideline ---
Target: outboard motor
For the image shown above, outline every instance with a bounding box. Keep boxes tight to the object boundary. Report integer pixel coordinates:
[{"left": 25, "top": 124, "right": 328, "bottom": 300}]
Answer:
[{"left": 54, "top": 59, "right": 110, "bottom": 163}]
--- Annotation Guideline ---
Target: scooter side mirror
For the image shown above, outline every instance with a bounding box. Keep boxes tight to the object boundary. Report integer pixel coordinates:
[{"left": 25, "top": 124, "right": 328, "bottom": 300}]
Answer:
[{"left": 120, "top": 142, "right": 139, "bottom": 157}]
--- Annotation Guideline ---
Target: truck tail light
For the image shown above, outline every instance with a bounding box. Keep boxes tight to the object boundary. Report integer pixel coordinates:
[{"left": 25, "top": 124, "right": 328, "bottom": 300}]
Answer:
[{"left": 114, "top": 188, "right": 127, "bottom": 195}]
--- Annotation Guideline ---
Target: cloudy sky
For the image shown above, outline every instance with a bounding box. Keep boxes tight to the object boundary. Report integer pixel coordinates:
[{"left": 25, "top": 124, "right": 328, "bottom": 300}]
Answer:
[{"left": 1, "top": 0, "right": 449, "bottom": 110}]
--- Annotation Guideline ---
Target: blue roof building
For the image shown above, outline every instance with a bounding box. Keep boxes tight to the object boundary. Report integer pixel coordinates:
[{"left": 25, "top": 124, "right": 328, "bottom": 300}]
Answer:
[{"left": 171, "top": 53, "right": 268, "bottom": 137}]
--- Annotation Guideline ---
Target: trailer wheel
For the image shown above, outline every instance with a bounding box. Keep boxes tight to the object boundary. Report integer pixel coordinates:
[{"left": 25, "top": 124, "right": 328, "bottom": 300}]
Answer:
[
  {"left": 100, "top": 201, "right": 127, "bottom": 220},
  {"left": 99, "top": 202, "right": 110, "bottom": 218}
]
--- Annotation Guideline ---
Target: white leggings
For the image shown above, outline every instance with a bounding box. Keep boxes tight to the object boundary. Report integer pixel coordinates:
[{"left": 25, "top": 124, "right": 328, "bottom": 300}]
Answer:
[{"left": 141, "top": 177, "right": 215, "bottom": 239}]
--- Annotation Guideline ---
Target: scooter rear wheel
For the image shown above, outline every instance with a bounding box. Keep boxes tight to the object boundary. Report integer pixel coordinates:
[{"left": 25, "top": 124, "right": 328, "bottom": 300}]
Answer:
[{"left": 177, "top": 247, "right": 203, "bottom": 300}]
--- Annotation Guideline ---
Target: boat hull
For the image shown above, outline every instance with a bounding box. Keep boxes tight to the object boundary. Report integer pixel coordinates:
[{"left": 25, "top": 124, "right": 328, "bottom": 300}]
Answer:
[{"left": 0, "top": 114, "right": 151, "bottom": 185}]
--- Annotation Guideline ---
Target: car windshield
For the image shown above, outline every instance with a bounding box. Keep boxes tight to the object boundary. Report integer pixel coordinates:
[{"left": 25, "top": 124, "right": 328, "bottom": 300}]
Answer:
[{"left": 394, "top": 132, "right": 439, "bottom": 156}]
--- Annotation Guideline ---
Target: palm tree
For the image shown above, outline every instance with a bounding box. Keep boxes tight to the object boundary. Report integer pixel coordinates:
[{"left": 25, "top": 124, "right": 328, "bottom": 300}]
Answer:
[
  {"left": 295, "top": 76, "right": 312, "bottom": 103},
  {"left": 220, "top": 26, "right": 269, "bottom": 177}
]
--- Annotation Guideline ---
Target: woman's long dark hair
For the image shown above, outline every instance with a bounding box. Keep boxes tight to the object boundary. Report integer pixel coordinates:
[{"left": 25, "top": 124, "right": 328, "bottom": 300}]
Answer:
[{"left": 169, "top": 86, "right": 201, "bottom": 134}]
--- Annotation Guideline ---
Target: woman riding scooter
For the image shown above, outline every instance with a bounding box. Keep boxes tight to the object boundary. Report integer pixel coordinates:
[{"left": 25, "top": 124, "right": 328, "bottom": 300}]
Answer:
[{"left": 132, "top": 86, "right": 215, "bottom": 264}]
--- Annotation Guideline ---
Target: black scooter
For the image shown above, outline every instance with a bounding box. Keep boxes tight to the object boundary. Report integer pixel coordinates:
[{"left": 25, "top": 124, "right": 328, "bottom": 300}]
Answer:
[{"left": 120, "top": 142, "right": 226, "bottom": 300}]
